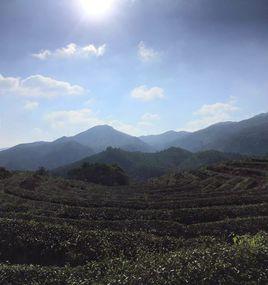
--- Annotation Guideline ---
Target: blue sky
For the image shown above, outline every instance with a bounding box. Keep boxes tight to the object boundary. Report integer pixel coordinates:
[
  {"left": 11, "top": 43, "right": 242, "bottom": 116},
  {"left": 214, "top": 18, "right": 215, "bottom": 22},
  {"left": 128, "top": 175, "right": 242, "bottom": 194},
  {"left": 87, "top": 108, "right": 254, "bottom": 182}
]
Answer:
[{"left": 0, "top": 0, "right": 268, "bottom": 147}]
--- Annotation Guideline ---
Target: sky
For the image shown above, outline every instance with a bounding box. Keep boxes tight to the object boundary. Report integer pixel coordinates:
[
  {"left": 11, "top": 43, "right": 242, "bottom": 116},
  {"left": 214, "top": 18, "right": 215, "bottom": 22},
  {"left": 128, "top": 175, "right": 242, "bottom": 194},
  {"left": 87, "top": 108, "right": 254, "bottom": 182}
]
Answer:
[{"left": 0, "top": 0, "right": 268, "bottom": 147}]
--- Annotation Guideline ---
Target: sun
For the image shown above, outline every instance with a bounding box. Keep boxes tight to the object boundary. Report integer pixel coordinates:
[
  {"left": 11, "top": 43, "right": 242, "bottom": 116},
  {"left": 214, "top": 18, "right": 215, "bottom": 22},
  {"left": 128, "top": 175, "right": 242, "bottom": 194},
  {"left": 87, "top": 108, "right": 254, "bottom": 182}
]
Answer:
[{"left": 79, "top": 0, "right": 116, "bottom": 19}]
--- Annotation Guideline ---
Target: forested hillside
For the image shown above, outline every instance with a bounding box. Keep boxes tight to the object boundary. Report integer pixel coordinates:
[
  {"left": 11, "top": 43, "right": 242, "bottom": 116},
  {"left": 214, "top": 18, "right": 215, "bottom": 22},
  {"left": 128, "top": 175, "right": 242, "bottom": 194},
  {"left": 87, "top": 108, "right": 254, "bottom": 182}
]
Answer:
[{"left": 56, "top": 147, "right": 244, "bottom": 181}]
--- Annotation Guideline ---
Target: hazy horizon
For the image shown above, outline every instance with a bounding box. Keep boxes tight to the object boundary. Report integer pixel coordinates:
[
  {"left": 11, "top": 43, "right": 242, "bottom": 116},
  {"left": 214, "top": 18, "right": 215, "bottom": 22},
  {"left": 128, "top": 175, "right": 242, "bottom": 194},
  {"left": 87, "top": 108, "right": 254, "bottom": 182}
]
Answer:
[
  {"left": 1, "top": 111, "right": 267, "bottom": 148},
  {"left": 1, "top": 0, "right": 268, "bottom": 147}
]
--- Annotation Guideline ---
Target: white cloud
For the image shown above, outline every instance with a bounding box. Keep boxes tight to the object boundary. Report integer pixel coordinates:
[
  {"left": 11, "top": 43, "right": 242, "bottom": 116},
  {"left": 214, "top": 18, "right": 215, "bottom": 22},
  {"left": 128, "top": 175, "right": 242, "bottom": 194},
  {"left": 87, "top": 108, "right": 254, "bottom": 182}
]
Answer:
[
  {"left": 107, "top": 120, "right": 141, "bottom": 136},
  {"left": 0, "top": 74, "right": 85, "bottom": 98},
  {"left": 32, "top": 50, "right": 51, "bottom": 60},
  {"left": 194, "top": 101, "right": 238, "bottom": 116},
  {"left": 84, "top": 98, "right": 96, "bottom": 106},
  {"left": 131, "top": 85, "right": 165, "bottom": 102},
  {"left": 45, "top": 108, "right": 141, "bottom": 136},
  {"left": 45, "top": 108, "right": 161, "bottom": 137},
  {"left": 23, "top": 101, "right": 39, "bottom": 111},
  {"left": 184, "top": 98, "right": 239, "bottom": 131},
  {"left": 82, "top": 44, "right": 106, "bottom": 57},
  {"left": 45, "top": 108, "right": 132, "bottom": 137},
  {"left": 32, "top": 43, "right": 106, "bottom": 60},
  {"left": 0, "top": 74, "right": 20, "bottom": 92},
  {"left": 45, "top": 109, "right": 103, "bottom": 132},
  {"left": 138, "top": 41, "right": 158, "bottom": 62},
  {"left": 141, "top": 113, "right": 160, "bottom": 121},
  {"left": 139, "top": 113, "right": 160, "bottom": 127}
]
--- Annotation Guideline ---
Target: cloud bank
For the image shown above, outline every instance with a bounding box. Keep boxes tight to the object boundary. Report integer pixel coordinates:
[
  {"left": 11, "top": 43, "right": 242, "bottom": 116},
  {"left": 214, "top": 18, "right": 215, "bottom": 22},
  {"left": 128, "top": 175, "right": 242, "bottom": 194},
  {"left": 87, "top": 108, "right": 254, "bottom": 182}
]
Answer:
[{"left": 0, "top": 74, "right": 85, "bottom": 98}]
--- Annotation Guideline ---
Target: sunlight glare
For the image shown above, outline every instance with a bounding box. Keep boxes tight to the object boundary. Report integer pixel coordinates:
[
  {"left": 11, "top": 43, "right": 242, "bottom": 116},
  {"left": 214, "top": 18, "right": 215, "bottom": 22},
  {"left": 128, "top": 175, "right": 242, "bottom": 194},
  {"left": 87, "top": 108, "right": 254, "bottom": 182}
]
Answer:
[{"left": 79, "top": 0, "right": 116, "bottom": 19}]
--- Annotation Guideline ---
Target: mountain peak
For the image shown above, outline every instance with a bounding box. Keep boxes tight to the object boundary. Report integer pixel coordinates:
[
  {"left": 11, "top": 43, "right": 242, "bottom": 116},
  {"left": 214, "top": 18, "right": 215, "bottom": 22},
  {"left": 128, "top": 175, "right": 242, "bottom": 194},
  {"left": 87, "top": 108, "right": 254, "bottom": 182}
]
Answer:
[
  {"left": 67, "top": 124, "right": 152, "bottom": 153},
  {"left": 89, "top": 125, "right": 115, "bottom": 131},
  {"left": 79, "top": 125, "right": 117, "bottom": 136}
]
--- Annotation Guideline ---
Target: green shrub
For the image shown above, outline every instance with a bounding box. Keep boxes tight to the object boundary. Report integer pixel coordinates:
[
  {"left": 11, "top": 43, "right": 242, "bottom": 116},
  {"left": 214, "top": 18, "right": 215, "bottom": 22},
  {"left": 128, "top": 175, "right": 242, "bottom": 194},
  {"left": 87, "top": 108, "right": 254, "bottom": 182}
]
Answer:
[
  {"left": 68, "top": 163, "right": 129, "bottom": 186},
  {"left": 0, "top": 167, "right": 11, "bottom": 180}
]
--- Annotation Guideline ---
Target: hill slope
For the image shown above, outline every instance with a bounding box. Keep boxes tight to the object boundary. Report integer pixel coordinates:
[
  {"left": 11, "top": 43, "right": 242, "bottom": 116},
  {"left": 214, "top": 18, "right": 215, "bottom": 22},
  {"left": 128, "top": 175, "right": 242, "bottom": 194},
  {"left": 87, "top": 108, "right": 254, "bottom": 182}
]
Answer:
[
  {"left": 0, "top": 140, "right": 94, "bottom": 170},
  {"left": 57, "top": 125, "right": 153, "bottom": 153},
  {"left": 173, "top": 113, "right": 268, "bottom": 155},
  {"left": 140, "top": 131, "right": 190, "bottom": 150},
  {"left": 55, "top": 147, "right": 243, "bottom": 181},
  {"left": 0, "top": 125, "right": 152, "bottom": 171}
]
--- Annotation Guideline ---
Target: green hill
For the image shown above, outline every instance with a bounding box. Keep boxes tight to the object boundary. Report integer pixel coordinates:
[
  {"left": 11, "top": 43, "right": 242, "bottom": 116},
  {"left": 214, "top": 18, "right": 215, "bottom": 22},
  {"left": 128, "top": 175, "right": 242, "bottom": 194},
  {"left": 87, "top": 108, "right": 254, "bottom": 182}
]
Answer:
[
  {"left": 68, "top": 163, "right": 129, "bottom": 186},
  {"left": 55, "top": 147, "right": 244, "bottom": 181}
]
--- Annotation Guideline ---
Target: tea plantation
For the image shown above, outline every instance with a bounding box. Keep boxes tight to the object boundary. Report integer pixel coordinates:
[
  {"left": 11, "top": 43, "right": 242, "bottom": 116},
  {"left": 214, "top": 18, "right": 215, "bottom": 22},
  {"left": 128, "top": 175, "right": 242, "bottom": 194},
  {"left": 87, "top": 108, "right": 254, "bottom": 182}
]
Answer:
[{"left": 0, "top": 159, "right": 267, "bottom": 284}]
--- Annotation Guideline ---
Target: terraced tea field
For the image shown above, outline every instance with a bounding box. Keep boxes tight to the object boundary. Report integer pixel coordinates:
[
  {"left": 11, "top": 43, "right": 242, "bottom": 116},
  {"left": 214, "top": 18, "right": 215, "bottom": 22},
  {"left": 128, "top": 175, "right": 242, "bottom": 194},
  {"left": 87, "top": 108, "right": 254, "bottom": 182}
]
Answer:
[{"left": 0, "top": 158, "right": 267, "bottom": 284}]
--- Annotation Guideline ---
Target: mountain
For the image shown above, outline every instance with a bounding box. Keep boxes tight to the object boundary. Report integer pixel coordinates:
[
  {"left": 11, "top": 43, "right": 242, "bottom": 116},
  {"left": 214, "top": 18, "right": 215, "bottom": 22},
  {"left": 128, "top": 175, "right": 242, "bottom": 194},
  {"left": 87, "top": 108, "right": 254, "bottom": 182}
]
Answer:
[
  {"left": 0, "top": 125, "right": 152, "bottom": 171},
  {"left": 0, "top": 140, "right": 94, "bottom": 171},
  {"left": 140, "top": 131, "right": 190, "bottom": 150},
  {"left": 1, "top": 113, "right": 267, "bottom": 171},
  {"left": 55, "top": 147, "right": 243, "bottom": 181},
  {"left": 172, "top": 113, "right": 268, "bottom": 155},
  {"left": 57, "top": 125, "right": 153, "bottom": 153}
]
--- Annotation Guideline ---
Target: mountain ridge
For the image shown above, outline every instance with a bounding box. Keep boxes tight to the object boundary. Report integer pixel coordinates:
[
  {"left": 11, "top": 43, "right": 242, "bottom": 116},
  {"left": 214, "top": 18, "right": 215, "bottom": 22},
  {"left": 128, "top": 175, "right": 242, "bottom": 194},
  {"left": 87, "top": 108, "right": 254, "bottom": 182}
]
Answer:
[
  {"left": 54, "top": 147, "right": 244, "bottom": 181},
  {"left": 140, "top": 130, "right": 190, "bottom": 150},
  {"left": 0, "top": 140, "right": 94, "bottom": 170},
  {"left": 0, "top": 112, "right": 268, "bottom": 171},
  {"left": 172, "top": 113, "right": 268, "bottom": 155},
  {"left": 56, "top": 125, "right": 153, "bottom": 153}
]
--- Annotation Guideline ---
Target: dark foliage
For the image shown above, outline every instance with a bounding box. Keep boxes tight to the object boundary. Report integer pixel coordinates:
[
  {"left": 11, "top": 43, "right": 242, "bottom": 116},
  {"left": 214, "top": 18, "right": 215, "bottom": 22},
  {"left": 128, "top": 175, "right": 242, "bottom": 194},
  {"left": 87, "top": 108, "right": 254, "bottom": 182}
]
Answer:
[
  {"left": 68, "top": 162, "right": 129, "bottom": 186},
  {"left": 19, "top": 177, "right": 41, "bottom": 191},
  {"left": 35, "top": 166, "right": 49, "bottom": 176},
  {"left": 0, "top": 167, "right": 11, "bottom": 179},
  {"left": 56, "top": 147, "right": 243, "bottom": 181},
  {"left": 0, "top": 158, "right": 267, "bottom": 283}
]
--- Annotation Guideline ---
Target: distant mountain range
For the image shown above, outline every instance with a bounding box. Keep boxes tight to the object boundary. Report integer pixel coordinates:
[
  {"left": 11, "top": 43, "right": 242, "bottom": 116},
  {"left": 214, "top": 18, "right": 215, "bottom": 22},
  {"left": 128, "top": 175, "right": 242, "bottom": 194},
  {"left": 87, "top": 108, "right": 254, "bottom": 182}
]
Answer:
[
  {"left": 0, "top": 113, "right": 267, "bottom": 171},
  {"left": 0, "top": 125, "right": 152, "bottom": 170},
  {"left": 0, "top": 140, "right": 94, "bottom": 170},
  {"left": 169, "top": 113, "right": 268, "bottom": 155},
  {"left": 140, "top": 131, "right": 189, "bottom": 151},
  {"left": 55, "top": 147, "right": 243, "bottom": 181},
  {"left": 139, "top": 113, "right": 268, "bottom": 155}
]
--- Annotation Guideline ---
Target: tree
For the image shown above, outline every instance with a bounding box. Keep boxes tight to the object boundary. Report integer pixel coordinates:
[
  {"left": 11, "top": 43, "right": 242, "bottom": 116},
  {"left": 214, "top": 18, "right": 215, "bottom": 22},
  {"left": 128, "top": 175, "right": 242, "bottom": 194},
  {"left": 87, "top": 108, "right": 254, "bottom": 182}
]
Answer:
[
  {"left": 0, "top": 167, "right": 11, "bottom": 180},
  {"left": 68, "top": 163, "right": 129, "bottom": 186},
  {"left": 35, "top": 167, "right": 49, "bottom": 176}
]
